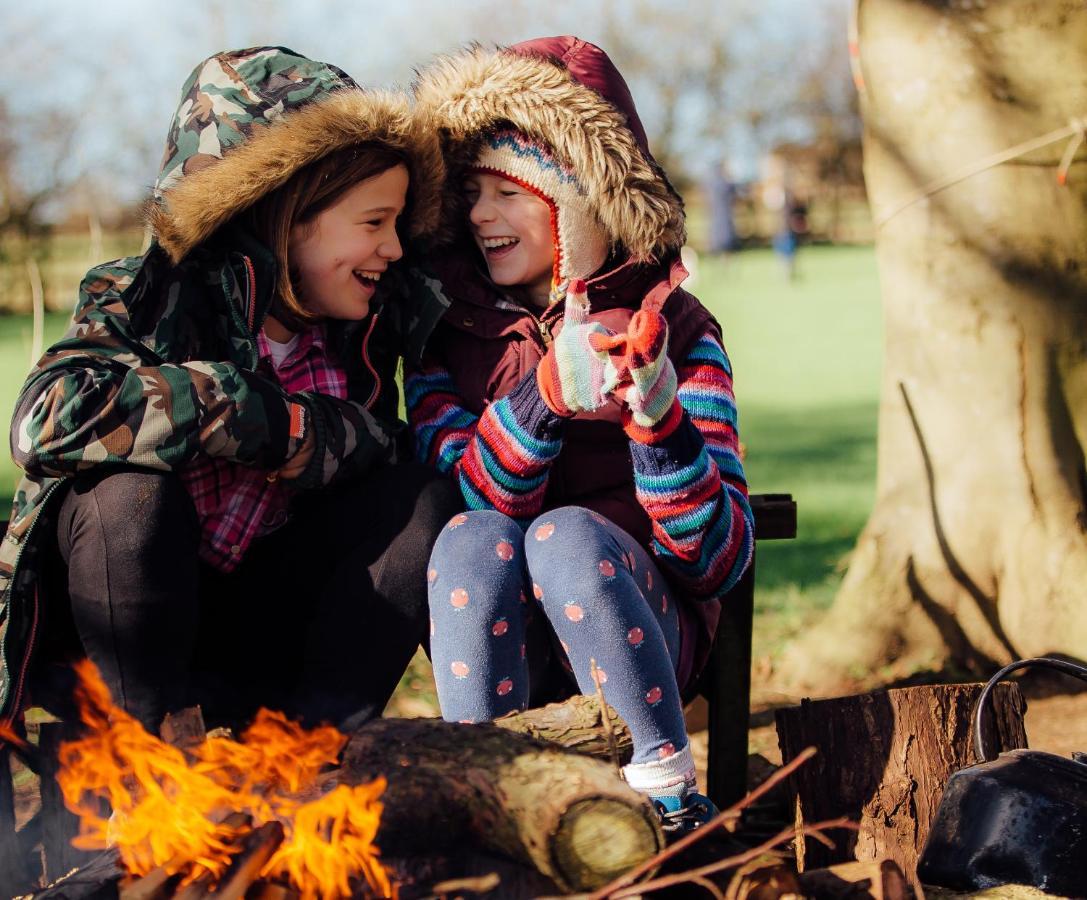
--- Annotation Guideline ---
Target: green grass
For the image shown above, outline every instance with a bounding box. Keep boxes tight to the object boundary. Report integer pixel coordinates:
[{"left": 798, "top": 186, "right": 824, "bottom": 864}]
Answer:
[
  {"left": 692, "top": 246, "right": 883, "bottom": 659},
  {"left": 0, "top": 312, "right": 71, "bottom": 505},
  {"left": 0, "top": 244, "right": 884, "bottom": 668}
]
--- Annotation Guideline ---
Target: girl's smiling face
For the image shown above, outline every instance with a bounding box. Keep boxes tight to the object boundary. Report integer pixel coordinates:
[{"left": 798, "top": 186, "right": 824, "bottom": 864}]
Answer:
[
  {"left": 289, "top": 163, "right": 409, "bottom": 321},
  {"left": 465, "top": 172, "right": 555, "bottom": 307}
]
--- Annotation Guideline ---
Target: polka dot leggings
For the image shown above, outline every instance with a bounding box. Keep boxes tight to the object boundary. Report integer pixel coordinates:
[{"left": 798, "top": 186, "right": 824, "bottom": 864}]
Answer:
[{"left": 427, "top": 506, "right": 688, "bottom": 765}]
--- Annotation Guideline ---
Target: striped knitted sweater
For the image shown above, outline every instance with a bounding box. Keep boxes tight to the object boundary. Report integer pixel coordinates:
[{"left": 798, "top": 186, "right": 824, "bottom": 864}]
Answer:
[{"left": 406, "top": 330, "right": 753, "bottom": 599}]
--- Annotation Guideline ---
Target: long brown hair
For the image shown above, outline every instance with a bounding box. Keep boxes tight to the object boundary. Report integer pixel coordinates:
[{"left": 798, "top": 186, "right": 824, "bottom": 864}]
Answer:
[{"left": 247, "top": 143, "right": 409, "bottom": 328}]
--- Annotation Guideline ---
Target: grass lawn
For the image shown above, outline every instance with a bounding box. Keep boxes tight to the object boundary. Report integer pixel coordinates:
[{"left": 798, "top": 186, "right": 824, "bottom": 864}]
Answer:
[
  {"left": 694, "top": 245, "right": 883, "bottom": 660},
  {"left": 0, "top": 311, "right": 71, "bottom": 505},
  {"left": 0, "top": 243, "right": 884, "bottom": 685}
]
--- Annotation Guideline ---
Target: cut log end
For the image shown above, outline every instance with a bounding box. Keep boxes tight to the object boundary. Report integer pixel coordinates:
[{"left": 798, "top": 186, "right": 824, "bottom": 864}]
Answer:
[{"left": 551, "top": 797, "right": 663, "bottom": 890}]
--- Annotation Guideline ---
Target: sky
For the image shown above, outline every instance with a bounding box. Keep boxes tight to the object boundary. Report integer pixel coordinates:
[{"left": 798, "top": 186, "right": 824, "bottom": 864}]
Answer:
[{"left": 2, "top": 0, "right": 853, "bottom": 218}]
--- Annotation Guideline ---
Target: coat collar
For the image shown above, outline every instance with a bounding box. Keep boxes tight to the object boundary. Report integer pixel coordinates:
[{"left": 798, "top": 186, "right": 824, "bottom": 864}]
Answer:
[{"left": 432, "top": 248, "right": 686, "bottom": 323}]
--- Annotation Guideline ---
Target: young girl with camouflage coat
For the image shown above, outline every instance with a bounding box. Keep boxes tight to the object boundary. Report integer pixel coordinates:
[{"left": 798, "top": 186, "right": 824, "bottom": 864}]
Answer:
[
  {"left": 2, "top": 47, "right": 460, "bottom": 733},
  {"left": 408, "top": 37, "right": 753, "bottom": 831}
]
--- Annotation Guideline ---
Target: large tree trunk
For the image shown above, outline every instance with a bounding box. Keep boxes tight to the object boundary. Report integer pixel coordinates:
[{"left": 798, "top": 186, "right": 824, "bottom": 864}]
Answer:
[{"left": 782, "top": 0, "right": 1087, "bottom": 688}]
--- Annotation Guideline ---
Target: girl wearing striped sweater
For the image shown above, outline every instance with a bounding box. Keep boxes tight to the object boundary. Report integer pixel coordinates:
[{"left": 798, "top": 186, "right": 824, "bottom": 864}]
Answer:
[{"left": 408, "top": 37, "right": 753, "bottom": 830}]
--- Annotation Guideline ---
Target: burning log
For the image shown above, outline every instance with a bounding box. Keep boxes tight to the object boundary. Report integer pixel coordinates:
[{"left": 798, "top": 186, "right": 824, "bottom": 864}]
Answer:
[
  {"left": 117, "top": 813, "right": 270, "bottom": 900},
  {"left": 170, "top": 821, "right": 284, "bottom": 900},
  {"left": 246, "top": 886, "right": 299, "bottom": 900},
  {"left": 119, "top": 860, "right": 178, "bottom": 900},
  {"left": 158, "top": 708, "right": 207, "bottom": 752},
  {"left": 774, "top": 683, "right": 1027, "bottom": 889},
  {"left": 339, "top": 717, "right": 663, "bottom": 893},
  {"left": 37, "top": 664, "right": 660, "bottom": 898}
]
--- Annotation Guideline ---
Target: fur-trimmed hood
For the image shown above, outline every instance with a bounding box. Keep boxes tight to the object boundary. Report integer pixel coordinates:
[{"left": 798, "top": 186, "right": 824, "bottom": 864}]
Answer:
[
  {"left": 413, "top": 36, "right": 686, "bottom": 261},
  {"left": 149, "top": 46, "right": 444, "bottom": 264}
]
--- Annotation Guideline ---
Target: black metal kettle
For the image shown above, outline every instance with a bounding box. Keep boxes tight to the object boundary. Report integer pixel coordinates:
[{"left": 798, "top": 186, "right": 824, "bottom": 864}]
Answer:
[{"left": 917, "top": 657, "right": 1087, "bottom": 895}]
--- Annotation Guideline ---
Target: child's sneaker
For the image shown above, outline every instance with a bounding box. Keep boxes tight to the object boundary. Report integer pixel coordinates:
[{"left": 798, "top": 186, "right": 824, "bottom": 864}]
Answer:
[{"left": 651, "top": 791, "right": 719, "bottom": 835}]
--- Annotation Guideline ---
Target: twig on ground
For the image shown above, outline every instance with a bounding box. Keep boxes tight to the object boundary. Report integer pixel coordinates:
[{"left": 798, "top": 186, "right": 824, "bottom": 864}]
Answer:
[
  {"left": 586, "top": 746, "right": 819, "bottom": 900},
  {"left": 687, "top": 874, "right": 726, "bottom": 899},
  {"left": 609, "top": 817, "right": 857, "bottom": 897}
]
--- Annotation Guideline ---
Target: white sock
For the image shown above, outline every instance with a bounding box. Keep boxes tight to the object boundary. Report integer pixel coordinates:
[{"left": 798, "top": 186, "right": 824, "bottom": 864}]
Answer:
[{"left": 622, "top": 743, "right": 697, "bottom": 800}]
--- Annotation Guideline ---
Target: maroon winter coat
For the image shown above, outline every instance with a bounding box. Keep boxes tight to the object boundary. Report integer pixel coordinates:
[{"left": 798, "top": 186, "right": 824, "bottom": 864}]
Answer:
[
  {"left": 425, "top": 251, "right": 724, "bottom": 694},
  {"left": 413, "top": 35, "right": 748, "bottom": 693}
]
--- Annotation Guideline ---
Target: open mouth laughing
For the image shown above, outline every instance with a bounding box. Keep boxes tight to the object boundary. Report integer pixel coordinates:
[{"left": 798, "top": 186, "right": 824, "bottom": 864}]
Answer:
[
  {"left": 353, "top": 269, "right": 384, "bottom": 290},
  {"left": 481, "top": 236, "right": 520, "bottom": 258}
]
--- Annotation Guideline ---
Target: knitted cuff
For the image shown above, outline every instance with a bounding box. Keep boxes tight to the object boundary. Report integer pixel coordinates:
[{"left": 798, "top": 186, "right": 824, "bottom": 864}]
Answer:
[
  {"left": 628, "top": 409, "right": 704, "bottom": 472},
  {"left": 507, "top": 369, "right": 569, "bottom": 444},
  {"left": 623, "top": 396, "right": 684, "bottom": 445},
  {"left": 536, "top": 353, "right": 576, "bottom": 418}
]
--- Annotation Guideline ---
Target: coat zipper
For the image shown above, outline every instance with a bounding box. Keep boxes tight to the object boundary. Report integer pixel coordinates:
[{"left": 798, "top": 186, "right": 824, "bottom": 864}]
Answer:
[
  {"left": 3, "top": 586, "right": 40, "bottom": 729},
  {"left": 360, "top": 312, "right": 381, "bottom": 410},
  {"left": 243, "top": 255, "right": 258, "bottom": 334}
]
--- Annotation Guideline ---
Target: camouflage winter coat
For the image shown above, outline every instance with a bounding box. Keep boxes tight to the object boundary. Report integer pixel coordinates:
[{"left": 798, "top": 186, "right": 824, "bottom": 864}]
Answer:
[{"left": 0, "top": 47, "right": 446, "bottom": 723}]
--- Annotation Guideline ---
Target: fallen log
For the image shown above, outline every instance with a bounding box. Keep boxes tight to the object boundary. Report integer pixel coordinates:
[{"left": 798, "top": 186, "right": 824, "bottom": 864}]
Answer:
[
  {"left": 32, "top": 711, "right": 657, "bottom": 898},
  {"left": 339, "top": 717, "right": 662, "bottom": 893},
  {"left": 386, "top": 850, "right": 559, "bottom": 900},
  {"left": 494, "top": 693, "right": 633, "bottom": 764},
  {"left": 775, "top": 682, "right": 1027, "bottom": 889}
]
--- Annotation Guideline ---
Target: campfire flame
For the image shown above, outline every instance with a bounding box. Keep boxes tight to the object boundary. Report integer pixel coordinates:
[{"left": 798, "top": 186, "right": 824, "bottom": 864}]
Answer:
[{"left": 55, "top": 660, "right": 395, "bottom": 898}]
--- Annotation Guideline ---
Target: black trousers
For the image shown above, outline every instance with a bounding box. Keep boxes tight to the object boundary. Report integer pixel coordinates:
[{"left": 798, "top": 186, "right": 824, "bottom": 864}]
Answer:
[{"left": 43, "top": 462, "right": 461, "bottom": 732}]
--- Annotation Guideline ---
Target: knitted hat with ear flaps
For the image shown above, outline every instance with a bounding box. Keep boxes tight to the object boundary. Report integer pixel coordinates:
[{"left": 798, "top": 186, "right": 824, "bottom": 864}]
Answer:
[
  {"left": 472, "top": 128, "right": 610, "bottom": 301},
  {"left": 414, "top": 36, "right": 686, "bottom": 262}
]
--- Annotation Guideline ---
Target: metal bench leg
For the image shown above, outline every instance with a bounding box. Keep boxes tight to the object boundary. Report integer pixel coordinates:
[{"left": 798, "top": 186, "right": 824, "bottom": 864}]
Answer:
[{"left": 705, "top": 550, "right": 756, "bottom": 810}]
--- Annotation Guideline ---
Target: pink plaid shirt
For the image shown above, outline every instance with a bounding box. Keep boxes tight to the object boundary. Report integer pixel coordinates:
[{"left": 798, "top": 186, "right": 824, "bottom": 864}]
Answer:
[{"left": 180, "top": 326, "right": 347, "bottom": 572}]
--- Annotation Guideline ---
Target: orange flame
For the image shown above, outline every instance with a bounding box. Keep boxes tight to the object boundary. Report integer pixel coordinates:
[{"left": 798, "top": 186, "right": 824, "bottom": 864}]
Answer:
[{"left": 56, "top": 660, "right": 395, "bottom": 898}]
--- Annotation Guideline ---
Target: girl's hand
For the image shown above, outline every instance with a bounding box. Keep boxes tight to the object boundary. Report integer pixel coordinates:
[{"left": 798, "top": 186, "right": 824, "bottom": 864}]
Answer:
[
  {"left": 613, "top": 311, "right": 683, "bottom": 443},
  {"left": 536, "top": 280, "right": 616, "bottom": 417}
]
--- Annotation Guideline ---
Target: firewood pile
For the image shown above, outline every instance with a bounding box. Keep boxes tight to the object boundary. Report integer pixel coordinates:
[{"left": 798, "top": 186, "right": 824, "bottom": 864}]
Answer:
[
  {"left": 23, "top": 738, "right": 868, "bottom": 900},
  {"left": 4, "top": 670, "right": 1042, "bottom": 899}
]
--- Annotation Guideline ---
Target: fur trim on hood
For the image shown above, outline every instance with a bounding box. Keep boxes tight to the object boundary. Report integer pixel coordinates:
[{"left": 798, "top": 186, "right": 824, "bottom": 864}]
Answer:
[
  {"left": 148, "top": 47, "right": 444, "bottom": 264},
  {"left": 413, "top": 38, "right": 686, "bottom": 261}
]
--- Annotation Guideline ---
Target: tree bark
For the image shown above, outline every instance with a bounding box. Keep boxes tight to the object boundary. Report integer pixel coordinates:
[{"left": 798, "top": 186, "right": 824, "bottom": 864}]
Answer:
[
  {"left": 775, "top": 683, "right": 1027, "bottom": 890},
  {"left": 780, "top": 0, "right": 1087, "bottom": 689},
  {"left": 339, "top": 718, "right": 662, "bottom": 894},
  {"left": 493, "top": 694, "right": 633, "bottom": 764}
]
